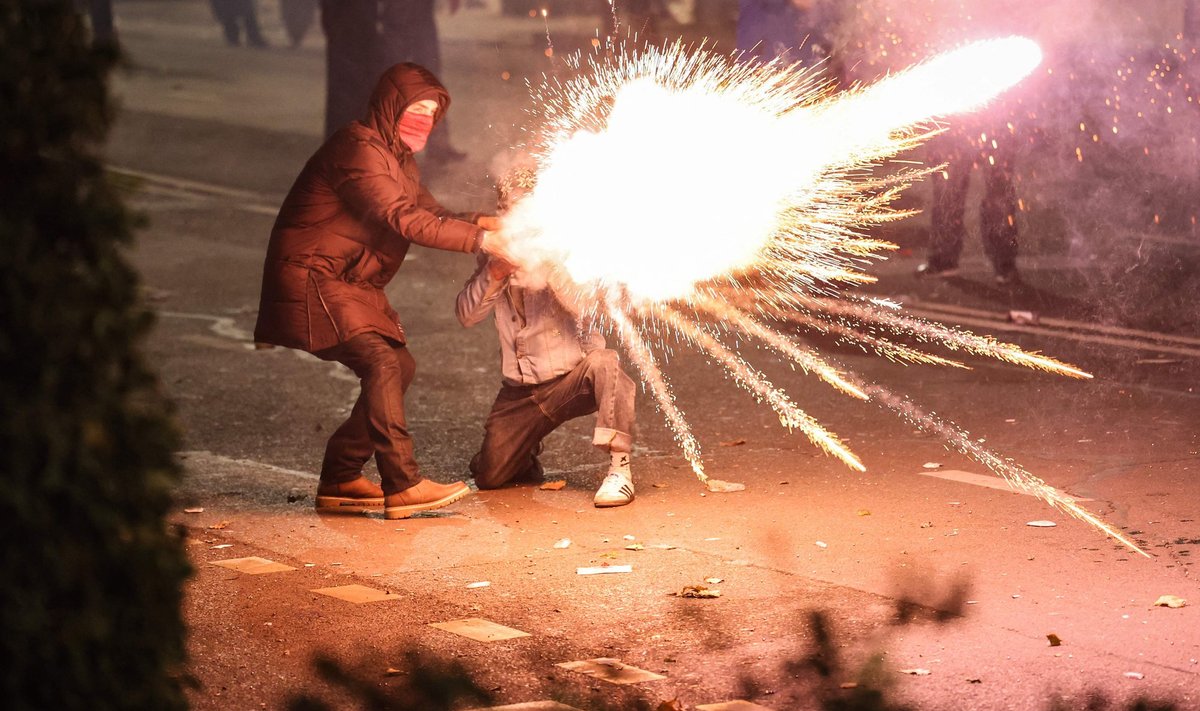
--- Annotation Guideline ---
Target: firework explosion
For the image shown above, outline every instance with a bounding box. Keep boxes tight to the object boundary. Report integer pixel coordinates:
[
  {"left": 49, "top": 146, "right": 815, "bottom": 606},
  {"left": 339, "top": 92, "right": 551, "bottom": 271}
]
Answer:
[{"left": 493, "top": 37, "right": 1147, "bottom": 556}]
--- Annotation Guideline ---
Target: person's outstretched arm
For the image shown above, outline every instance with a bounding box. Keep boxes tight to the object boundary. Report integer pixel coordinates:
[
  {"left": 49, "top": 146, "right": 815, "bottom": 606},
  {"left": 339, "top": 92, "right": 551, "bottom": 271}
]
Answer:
[
  {"left": 331, "top": 141, "right": 482, "bottom": 253},
  {"left": 456, "top": 254, "right": 515, "bottom": 327}
]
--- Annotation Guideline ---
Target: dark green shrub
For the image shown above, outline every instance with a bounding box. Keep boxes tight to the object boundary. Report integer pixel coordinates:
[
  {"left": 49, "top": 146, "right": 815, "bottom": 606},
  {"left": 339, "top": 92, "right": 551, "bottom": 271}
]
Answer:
[{"left": 0, "top": 2, "right": 190, "bottom": 709}]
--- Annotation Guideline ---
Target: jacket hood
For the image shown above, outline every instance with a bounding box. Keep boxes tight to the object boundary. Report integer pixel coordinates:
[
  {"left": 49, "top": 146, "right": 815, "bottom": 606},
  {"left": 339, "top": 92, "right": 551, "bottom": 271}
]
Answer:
[{"left": 365, "top": 63, "right": 450, "bottom": 154}]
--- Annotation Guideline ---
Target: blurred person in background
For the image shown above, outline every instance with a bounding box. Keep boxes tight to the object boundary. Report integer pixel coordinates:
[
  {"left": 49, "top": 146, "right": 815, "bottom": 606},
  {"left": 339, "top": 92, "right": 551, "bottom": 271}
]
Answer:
[{"left": 210, "top": 0, "right": 267, "bottom": 48}]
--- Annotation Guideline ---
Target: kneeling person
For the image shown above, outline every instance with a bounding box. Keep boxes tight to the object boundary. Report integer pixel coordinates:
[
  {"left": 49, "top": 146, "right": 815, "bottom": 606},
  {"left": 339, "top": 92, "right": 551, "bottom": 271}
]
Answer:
[{"left": 455, "top": 195, "right": 636, "bottom": 507}]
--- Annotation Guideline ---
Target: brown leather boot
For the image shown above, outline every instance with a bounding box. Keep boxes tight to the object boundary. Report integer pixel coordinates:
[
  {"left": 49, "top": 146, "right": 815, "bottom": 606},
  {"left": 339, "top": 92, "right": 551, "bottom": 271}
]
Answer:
[
  {"left": 315, "top": 476, "right": 384, "bottom": 513},
  {"left": 384, "top": 479, "right": 471, "bottom": 520}
]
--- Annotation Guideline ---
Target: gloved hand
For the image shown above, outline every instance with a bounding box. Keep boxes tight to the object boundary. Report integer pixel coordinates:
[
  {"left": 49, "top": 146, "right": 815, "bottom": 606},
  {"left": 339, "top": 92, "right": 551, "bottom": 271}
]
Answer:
[{"left": 476, "top": 215, "right": 502, "bottom": 231}]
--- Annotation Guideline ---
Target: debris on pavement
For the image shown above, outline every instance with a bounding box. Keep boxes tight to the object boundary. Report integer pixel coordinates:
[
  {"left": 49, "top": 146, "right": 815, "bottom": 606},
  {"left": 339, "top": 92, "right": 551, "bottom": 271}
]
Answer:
[
  {"left": 898, "top": 668, "right": 931, "bottom": 676},
  {"left": 675, "top": 585, "right": 721, "bottom": 599},
  {"left": 210, "top": 543, "right": 232, "bottom": 549},
  {"left": 577, "top": 565, "right": 633, "bottom": 575},
  {"left": 623, "top": 534, "right": 636, "bottom": 540},
  {"left": 553, "top": 538, "right": 572, "bottom": 549},
  {"left": 625, "top": 543, "right": 644, "bottom": 551},
  {"left": 856, "top": 509, "right": 871, "bottom": 516},
  {"left": 466, "top": 581, "right": 491, "bottom": 589},
  {"left": 706, "top": 479, "right": 746, "bottom": 493},
  {"left": 1026, "top": 520, "right": 1057, "bottom": 527},
  {"left": 652, "top": 482, "right": 668, "bottom": 488},
  {"left": 555, "top": 658, "right": 666, "bottom": 684},
  {"left": 1153, "top": 595, "right": 1187, "bottom": 608},
  {"left": 207, "top": 520, "right": 231, "bottom": 530},
  {"left": 286, "top": 488, "right": 307, "bottom": 503},
  {"left": 719, "top": 438, "right": 746, "bottom": 447},
  {"left": 1123, "top": 671, "right": 1145, "bottom": 680},
  {"left": 656, "top": 699, "right": 684, "bottom": 711},
  {"left": 539, "top": 480, "right": 566, "bottom": 491},
  {"left": 705, "top": 577, "right": 724, "bottom": 584},
  {"left": 922, "top": 462, "right": 942, "bottom": 470},
  {"left": 430, "top": 618, "right": 530, "bottom": 642},
  {"left": 815, "top": 541, "right": 828, "bottom": 549},
  {"left": 1008, "top": 310, "right": 1039, "bottom": 325},
  {"left": 383, "top": 667, "right": 405, "bottom": 677},
  {"left": 183, "top": 507, "right": 204, "bottom": 514},
  {"left": 1047, "top": 633, "right": 1063, "bottom": 647}
]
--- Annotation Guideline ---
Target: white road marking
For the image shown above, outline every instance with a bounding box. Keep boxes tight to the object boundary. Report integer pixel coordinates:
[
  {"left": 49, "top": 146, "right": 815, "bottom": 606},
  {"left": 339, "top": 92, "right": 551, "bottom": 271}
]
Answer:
[
  {"left": 918, "top": 469, "right": 1092, "bottom": 501},
  {"left": 179, "top": 450, "right": 319, "bottom": 480},
  {"left": 903, "top": 299, "right": 1200, "bottom": 358}
]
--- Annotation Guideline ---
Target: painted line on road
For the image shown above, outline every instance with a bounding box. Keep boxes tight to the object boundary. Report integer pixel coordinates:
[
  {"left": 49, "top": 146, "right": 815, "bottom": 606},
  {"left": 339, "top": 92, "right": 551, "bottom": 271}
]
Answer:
[
  {"left": 905, "top": 299, "right": 1200, "bottom": 348},
  {"left": 918, "top": 469, "right": 1092, "bottom": 501},
  {"left": 179, "top": 450, "right": 319, "bottom": 481},
  {"left": 159, "top": 310, "right": 255, "bottom": 342},
  {"left": 901, "top": 303, "right": 1200, "bottom": 359},
  {"left": 110, "top": 165, "right": 282, "bottom": 215}
]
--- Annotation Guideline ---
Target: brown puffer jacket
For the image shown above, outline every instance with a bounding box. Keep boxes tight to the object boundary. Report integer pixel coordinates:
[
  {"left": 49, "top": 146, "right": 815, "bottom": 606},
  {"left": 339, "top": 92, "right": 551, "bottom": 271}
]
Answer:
[{"left": 253, "top": 63, "right": 482, "bottom": 353}]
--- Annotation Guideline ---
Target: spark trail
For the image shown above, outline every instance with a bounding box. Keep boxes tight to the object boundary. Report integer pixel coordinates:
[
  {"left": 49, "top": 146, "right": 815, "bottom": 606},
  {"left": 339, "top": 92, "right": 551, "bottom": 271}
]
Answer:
[{"left": 495, "top": 37, "right": 1144, "bottom": 554}]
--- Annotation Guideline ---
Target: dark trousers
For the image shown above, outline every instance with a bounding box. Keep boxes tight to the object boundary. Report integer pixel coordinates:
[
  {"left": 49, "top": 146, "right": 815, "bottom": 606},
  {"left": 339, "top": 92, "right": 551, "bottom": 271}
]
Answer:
[
  {"left": 470, "top": 350, "right": 635, "bottom": 490},
  {"left": 927, "top": 142, "right": 1019, "bottom": 275},
  {"left": 211, "top": 0, "right": 265, "bottom": 47},
  {"left": 315, "top": 334, "right": 421, "bottom": 495},
  {"left": 320, "top": 0, "right": 378, "bottom": 137}
]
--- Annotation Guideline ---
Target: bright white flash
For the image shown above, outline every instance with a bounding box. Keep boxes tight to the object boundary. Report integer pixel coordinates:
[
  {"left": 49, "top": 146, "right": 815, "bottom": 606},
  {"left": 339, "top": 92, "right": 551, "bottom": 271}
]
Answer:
[{"left": 503, "top": 37, "right": 1043, "bottom": 303}]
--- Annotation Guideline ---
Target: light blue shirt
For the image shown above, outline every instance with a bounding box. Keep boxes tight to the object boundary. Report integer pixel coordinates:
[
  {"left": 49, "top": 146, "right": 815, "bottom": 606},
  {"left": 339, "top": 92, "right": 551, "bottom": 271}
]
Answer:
[{"left": 456, "top": 257, "right": 605, "bottom": 386}]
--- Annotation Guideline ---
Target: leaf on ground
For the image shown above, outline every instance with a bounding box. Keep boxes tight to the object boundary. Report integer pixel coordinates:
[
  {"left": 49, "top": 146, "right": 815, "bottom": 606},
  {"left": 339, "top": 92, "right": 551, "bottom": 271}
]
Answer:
[
  {"left": 675, "top": 585, "right": 721, "bottom": 599},
  {"left": 207, "top": 520, "right": 231, "bottom": 530},
  {"left": 625, "top": 543, "right": 644, "bottom": 551},
  {"left": 1153, "top": 595, "right": 1187, "bottom": 608},
  {"left": 856, "top": 509, "right": 871, "bottom": 516},
  {"left": 705, "top": 577, "right": 724, "bottom": 584},
  {"left": 1046, "top": 633, "right": 1063, "bottom": 647},
  {"left": 539, "top": 480, "right": 566, "bottom": 490},
  {"left": 719, "top": 438, "right": 747, "bottom": 447},
  {"left": 706, "top": 479, "right": 745, "bottom": 493}
]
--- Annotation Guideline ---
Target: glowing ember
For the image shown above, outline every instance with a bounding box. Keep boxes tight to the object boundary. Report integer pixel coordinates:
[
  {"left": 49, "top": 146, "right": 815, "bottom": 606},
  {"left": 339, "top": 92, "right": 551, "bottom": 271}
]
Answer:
[{"left": 493, "top": 38, "right": 1145, "bottom": 556}]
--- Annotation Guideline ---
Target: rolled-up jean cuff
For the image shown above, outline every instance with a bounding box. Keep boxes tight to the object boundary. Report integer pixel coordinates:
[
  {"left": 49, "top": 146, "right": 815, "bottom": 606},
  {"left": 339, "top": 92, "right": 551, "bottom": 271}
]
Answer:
[{"left": 593, "top": 427, "right": 632, "bottom": 453}]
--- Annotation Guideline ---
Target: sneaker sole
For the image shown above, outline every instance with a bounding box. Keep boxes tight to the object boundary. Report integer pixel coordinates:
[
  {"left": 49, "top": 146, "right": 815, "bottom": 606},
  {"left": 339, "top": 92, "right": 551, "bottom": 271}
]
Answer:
[
  {"left": 594, "top": 494, "right": 635, "bottom": 508},
  {"left": 384, "top": 487, "right": 471, "bottom": 520},
  {"left": 315, "top": 495, "right": 384, "bottom": 513}
]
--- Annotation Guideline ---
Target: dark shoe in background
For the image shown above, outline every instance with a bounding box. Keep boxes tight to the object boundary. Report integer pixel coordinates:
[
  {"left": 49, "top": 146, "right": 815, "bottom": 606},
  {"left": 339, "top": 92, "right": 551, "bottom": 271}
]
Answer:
[
  {"left": 915, "top": 261, "right": 960, "bottom": 278},
  {"left": 994, "top": 268, "right": 1022, "bottom": 286}
]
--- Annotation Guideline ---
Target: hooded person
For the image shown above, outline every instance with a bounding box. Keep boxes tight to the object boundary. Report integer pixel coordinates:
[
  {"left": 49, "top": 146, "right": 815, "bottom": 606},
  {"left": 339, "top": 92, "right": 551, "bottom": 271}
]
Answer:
[{"left": 254, "top": 63, "right": 502, "bottom": 519}]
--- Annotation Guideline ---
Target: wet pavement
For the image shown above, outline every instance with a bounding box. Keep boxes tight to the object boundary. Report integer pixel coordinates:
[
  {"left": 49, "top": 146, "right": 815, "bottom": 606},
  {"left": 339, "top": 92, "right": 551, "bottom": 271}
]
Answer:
[{"left": 106, "top": 1, "right": 1199, "bottom": 709}]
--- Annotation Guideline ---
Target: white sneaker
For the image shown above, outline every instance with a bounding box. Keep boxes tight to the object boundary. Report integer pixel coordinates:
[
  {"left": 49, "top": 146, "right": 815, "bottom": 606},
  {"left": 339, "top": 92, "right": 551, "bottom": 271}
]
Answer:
[{"left": 594, "top": 471, "right": 635, "bottom": 508}]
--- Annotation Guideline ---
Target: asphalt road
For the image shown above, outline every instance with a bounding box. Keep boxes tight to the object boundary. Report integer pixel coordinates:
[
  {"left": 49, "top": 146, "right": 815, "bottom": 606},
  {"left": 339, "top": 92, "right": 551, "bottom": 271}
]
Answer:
[{"left": 104, "top": 2, "right": 1200, "bottom": 709}]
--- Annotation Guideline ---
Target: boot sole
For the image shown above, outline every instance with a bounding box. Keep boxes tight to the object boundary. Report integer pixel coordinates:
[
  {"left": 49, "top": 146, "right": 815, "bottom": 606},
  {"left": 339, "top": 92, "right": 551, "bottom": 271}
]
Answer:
[
  {"left": 384, "top": 487, "right": 471, "bottom": 520},
  {"left": 315, "top": 495, "right": 384, "bottom": 513}
]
